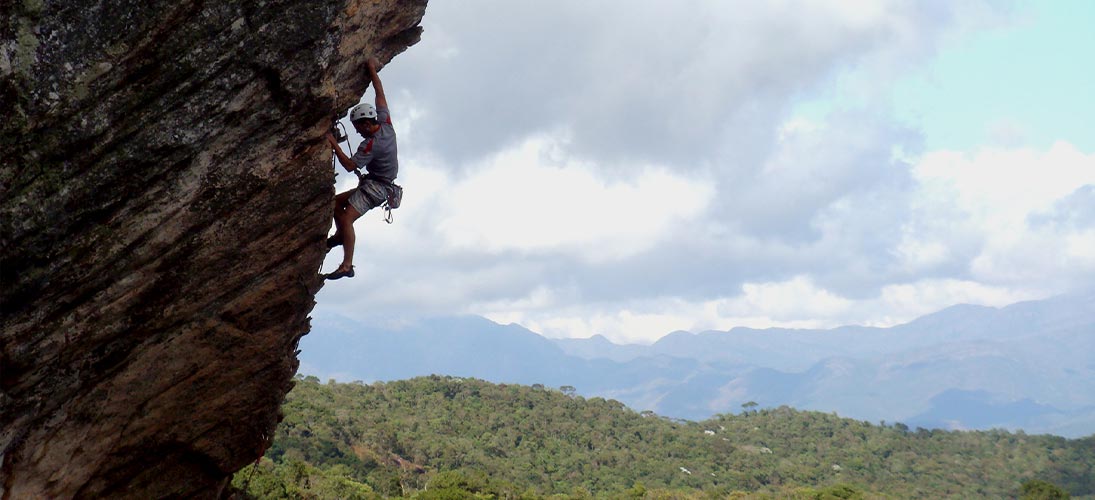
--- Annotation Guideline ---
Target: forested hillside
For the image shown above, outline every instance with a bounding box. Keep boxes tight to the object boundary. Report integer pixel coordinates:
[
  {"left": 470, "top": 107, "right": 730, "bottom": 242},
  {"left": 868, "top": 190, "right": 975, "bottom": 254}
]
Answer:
[{"left": 232, "top": 376, "right": 1092, "bottom": 499}]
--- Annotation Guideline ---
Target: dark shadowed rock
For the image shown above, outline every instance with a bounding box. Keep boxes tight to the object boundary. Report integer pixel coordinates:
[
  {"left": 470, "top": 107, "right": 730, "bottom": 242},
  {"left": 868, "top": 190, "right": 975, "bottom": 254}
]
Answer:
[{"left": 0, "top": 0, "right": 426, "bottom": 497}]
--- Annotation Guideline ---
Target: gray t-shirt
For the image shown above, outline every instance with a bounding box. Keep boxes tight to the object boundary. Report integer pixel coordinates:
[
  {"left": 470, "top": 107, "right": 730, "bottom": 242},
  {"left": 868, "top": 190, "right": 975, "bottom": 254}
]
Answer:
[{"left": 351, "top": 105, "right": 398, "bottom": 181}]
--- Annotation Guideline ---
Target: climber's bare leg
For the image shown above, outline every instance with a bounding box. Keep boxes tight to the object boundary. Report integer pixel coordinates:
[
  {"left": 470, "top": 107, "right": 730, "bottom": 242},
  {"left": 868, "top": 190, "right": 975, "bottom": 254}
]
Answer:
[
  {"left": 334, "top": 202, "right": 362, "bottom": 273},
  {"left": 331, "top": 189, "right": 354, "bottom": 242}
]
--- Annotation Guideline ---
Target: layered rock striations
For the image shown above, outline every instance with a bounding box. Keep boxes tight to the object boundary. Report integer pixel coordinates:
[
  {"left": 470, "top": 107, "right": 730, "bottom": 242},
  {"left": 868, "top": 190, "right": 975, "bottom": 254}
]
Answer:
[{"left": 0, "top": 0, "right": 426, "bottom": 497}]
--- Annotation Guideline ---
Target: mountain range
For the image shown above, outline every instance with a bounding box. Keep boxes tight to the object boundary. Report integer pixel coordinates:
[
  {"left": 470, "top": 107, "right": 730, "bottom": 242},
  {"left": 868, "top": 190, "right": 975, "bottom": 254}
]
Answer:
[{"left": 299, "top": 291, "right": 1095, "bottom": 437}]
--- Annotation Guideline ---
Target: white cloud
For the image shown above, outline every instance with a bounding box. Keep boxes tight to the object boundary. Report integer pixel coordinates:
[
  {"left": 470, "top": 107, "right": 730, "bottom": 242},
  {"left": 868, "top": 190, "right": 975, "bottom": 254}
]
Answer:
[
  {"left": 914, "top": 142, "right": 1095, "bottom": 227},
  {"left": 871, "top": 279, "right": 1044, "bottom": 325},
  {"left": 475, "top": 276, "right": 1048, "bottom": 344},
  {"left": 435, "top": 134, "right": 714, "bottom": 261},
  {"left": 1066, "top": 230, "right": 1095, "bottom": 263},
  {"left": 892, "top": 235, "right": 950, "bottom": 272},
  {"left": 906, "top": 142, "right": 1095, "bottom": 287},
  {"left": 473, "top": 285, "right": 570, "bottom": 315},
  {"left": 718, "top": 276, "right": 853, "bottom": 321},
  {"left": 514, "top": 310, "right": 699, "bottom": 346}
]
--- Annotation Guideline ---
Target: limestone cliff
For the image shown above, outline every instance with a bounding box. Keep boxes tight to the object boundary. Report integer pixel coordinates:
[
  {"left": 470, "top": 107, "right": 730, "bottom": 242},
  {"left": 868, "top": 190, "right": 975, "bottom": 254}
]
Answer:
[{"left": 0, "top": 0, "right": 426, "bottom": 497}]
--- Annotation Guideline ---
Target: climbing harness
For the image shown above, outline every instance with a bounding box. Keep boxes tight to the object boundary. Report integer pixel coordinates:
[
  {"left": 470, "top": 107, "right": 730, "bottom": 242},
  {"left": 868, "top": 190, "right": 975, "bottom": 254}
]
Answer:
[{"left": 354, "top": 169, "right": 402, "bottom": 224}]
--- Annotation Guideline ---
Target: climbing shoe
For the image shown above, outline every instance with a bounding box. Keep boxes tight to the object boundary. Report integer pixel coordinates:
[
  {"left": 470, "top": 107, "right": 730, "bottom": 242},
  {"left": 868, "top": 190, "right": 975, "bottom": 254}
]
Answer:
[
  {"left": 325, "top": 266, "right": 355, "bottom": 280},
  {"left": 326, "top": 235, "right": 343, "bottom": 249}
]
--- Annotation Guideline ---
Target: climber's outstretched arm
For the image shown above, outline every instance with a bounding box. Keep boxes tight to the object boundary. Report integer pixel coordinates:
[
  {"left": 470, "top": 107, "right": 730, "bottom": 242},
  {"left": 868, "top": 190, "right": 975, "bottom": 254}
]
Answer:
[
  {"left": 326, "top": 133, "right": 358, "bottom": 173},
  {"left": 367, "top": 57, "right": 387, "bottom": 109}
]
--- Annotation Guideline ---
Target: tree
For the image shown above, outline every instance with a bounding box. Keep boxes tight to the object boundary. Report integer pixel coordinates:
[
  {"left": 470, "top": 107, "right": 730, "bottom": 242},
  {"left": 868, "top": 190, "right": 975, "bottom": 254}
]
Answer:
[
  {"left": 625, "top": 482, "right": 647, "bottom": 499},
  {"left": 1020, "top": 479, "right": 1070, "bottom": 500},
  {"left": 811, "top": 483, "right": 865, "bottom": 499}
]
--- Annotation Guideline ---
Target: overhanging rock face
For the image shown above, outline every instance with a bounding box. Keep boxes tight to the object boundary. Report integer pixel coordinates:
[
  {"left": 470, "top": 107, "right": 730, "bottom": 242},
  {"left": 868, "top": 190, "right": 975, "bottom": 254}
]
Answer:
[{"left": 0, "top": 0, "right": 427, "bottom": 497}]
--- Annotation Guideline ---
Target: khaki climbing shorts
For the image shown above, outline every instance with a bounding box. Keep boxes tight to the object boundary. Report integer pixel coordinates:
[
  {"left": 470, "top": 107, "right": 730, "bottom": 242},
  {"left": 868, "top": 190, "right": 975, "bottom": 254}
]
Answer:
[{"left": 348, "top": 178, "right": 389, "bottom": 215}]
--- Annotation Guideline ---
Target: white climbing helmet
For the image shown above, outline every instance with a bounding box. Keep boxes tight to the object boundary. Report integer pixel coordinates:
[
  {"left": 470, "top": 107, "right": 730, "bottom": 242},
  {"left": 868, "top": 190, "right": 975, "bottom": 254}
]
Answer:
[{"left": 350, "top": 102, "right": 377, "bottom": 122}]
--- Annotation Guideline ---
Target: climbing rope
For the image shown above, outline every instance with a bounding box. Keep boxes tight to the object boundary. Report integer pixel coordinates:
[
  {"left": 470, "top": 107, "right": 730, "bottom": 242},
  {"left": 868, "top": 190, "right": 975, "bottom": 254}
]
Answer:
[
  {"left": 237, "top": 431, "right": 269, "bottom": 495},
  {"left": 239, "top": 457, "right": 261, "bottom": 494}
]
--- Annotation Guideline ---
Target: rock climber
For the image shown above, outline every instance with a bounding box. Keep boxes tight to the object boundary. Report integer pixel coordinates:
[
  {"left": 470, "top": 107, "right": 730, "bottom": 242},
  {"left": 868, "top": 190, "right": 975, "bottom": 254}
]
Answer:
[{"left": 323, "top": 56, "right": 398, "bottom": 280}]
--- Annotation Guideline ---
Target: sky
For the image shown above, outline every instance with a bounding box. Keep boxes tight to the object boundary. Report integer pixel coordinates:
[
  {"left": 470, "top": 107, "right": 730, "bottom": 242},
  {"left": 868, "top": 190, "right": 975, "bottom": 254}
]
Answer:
[{"left": 313, "top": 0, "right": 1095, "bottom": 345}]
